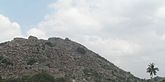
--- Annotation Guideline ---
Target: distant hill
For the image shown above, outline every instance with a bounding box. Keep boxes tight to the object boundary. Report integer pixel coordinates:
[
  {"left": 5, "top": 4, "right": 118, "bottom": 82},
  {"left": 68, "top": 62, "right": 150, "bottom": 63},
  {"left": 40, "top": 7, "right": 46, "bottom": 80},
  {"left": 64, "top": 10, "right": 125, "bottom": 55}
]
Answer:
[{"left": 0, "top": 36, "right": 164, "bottom": 82}]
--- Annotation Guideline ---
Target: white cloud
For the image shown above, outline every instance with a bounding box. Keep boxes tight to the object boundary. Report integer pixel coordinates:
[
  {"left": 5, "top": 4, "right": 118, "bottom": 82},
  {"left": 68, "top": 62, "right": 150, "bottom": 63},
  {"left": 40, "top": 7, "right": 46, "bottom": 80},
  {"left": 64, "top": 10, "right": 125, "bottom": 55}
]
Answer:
[
  {"left": 0, "top": 14, "right": 21, "bottom": 42},
  {"left": 82, "top": 36, "right": 141, "bottom": 56},
  {"left": 27, "top": 28, "right": 47, "bottom": 39},
  {"left": 156, "top": 6, "right": 165, "bottom": 18},
  {"left": 27, "top": 0, "right": 165, "bottom": 78}
]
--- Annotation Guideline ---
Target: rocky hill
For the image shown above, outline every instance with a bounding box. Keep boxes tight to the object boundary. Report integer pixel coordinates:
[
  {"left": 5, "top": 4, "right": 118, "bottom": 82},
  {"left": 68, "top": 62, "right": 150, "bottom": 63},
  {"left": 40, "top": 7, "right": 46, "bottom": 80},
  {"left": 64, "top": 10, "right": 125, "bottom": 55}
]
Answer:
[{"left": 0, "top": 36, "right": 164, "bottom": 82}]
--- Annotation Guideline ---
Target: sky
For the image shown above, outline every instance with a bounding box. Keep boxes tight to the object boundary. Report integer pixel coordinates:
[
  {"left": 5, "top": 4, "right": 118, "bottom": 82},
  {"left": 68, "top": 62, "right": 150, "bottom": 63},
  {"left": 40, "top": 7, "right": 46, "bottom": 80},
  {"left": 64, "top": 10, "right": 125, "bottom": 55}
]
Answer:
[{"left": 0, "top": 0, "right": 165, "bottom": 78}]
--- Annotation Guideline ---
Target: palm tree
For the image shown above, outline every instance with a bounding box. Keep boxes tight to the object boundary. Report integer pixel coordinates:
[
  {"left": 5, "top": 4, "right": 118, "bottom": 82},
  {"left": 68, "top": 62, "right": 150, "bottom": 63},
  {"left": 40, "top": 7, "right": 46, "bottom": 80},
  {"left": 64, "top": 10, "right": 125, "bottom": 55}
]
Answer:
[{"left": 147, "top": 63, "right": 159, "bottom": 79}]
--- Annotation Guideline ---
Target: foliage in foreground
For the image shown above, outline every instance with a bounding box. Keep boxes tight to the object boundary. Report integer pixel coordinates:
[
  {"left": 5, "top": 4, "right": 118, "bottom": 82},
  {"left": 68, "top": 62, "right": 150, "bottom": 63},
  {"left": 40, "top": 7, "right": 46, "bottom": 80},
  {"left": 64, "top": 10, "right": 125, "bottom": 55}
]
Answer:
[
  {"left": 0, "top": 72, "right": 70, "bottom": 82},
  {"left": 147, "top": 63, "right": 159, "bottom": 79}
]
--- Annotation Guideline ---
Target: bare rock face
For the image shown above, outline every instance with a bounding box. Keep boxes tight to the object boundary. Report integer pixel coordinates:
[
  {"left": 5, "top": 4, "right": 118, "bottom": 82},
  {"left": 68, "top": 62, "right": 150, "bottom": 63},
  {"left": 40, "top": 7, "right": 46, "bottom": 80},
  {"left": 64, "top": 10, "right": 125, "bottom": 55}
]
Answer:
[{"left": 0, "top": 36, "right": 162, "bottom": 82}]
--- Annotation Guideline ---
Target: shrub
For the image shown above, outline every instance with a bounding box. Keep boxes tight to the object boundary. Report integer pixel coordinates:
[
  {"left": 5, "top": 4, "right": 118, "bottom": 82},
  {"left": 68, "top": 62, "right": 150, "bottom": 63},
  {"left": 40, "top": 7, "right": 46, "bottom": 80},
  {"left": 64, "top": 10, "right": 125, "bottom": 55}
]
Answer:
[
  {"left": 0, "top": 42, "right": 7, "bottom": 46},
  {"left": 77, "top": 47, "right": 86, "bottom": 54},
  {"left": 0, "top": 76, "right": 2, "bottom": 80},
  {"left": 5, "top": 78, "right": 27, "bottom": 82},
  {"left": 161, "top": 80, "right": 165, "bottom": 82},
  {"left": 95, "top": 79, "right": 101, "bottom": 82},
  {"left": 27, "top": 58, "right": 37, "bottom": 65},
  {"left": 101, "top": 64, "right": 111, "bottom": 70},
  {"left": 65, "top": 38, "right": 70, "bottom": 41},
  {"left": 1, "top": 58, "right": 13, "bottom": 66},
  {"left": 28, "top": 72, "right": 55, "bottom": 82},
  {"left": 83, "top": 69, "right": 98, "bottom": 77},
  {"left": 45, "top": 42, "right": 55, "bottom": 47},
  {"left": 54, "top": 77, "right": 71, "bottom": 82},
  {"left": 0, "top": 56, "right": 4, "bottom": 61}
]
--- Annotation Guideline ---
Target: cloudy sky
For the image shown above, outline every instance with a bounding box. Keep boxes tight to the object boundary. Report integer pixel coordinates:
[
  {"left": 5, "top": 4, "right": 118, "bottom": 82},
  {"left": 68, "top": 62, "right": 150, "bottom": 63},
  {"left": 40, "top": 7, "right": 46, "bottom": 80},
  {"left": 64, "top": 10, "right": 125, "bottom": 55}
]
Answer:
[{"left": 0, "top": 0, "right": 165, "bottom": 78}]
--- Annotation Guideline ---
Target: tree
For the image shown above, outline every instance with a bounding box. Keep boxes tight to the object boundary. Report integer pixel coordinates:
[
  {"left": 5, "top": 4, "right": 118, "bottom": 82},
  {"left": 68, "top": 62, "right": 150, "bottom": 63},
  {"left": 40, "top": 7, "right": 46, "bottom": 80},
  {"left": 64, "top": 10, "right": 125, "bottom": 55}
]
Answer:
[{"left": 147, "top": 63, "right": 159, "bottom": 79}]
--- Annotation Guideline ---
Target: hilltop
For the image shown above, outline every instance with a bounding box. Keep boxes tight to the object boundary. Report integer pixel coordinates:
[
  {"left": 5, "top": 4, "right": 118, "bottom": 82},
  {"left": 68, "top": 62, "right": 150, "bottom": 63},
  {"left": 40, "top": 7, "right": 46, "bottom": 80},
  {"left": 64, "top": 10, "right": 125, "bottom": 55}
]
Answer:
[{"left": 0, "top": 36, "right": 164, "bottom": 82}]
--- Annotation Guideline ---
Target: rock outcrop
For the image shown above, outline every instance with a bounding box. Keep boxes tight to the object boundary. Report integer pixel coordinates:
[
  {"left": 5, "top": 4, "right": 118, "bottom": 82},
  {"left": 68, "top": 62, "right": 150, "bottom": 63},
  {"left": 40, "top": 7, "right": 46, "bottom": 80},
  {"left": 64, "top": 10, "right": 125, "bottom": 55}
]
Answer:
[{"left": 0, "top": 36, "right": 164, "bottom": 82}]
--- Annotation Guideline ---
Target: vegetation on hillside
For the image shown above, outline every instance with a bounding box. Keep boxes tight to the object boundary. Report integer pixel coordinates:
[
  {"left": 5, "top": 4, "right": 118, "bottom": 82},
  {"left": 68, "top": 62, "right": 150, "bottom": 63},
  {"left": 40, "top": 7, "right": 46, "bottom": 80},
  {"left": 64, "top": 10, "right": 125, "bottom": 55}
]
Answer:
[{"left": 0, "top": 72, "right": 71, "bottom": 82}]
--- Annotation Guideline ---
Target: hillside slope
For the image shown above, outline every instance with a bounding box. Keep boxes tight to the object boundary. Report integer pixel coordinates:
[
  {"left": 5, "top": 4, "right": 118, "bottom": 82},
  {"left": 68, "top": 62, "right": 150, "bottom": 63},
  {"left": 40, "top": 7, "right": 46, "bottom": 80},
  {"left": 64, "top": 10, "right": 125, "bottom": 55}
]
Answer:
[{"left": 0, "top": 36, "right": 163, "bottom": 82}]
